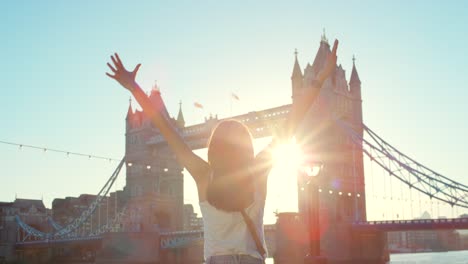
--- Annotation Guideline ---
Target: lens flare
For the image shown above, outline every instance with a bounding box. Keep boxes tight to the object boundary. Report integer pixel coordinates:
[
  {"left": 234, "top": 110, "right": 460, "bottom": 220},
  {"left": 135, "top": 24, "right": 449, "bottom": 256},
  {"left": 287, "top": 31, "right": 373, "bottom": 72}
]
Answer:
[
  {"left": 272, "top": 138, "right": 302, "bottom": 171},
  {"left": 269, "top": 139, "right": 303, "bottom": 213}
]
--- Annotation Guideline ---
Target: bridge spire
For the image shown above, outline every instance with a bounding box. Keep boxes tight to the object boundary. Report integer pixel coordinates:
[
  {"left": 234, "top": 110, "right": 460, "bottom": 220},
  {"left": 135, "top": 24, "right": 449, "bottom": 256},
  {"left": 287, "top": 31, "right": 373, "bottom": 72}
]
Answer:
[
  {"left": 349, "top": 55, "right": 363, "bottom": 127},
  {"left": 291, "top": 48, "right": 303, "bottom": 79},
  {"left": 176, "top": 100, "right": 185, "bottom": 128},
  {"left": 321, "top": 28, "right": 329, "bottom": 44},
  {"left": 291, "top": 48, "right": 303, "bottom": 102},
  {"left": 311, "top": 31, "right": 331, "bottom": 76},
  {"left": 126, "top": 97, "right": 133, "bottom": 120},
  {"left": 350, "top": 55, "right": 361, "bottom": 86}
]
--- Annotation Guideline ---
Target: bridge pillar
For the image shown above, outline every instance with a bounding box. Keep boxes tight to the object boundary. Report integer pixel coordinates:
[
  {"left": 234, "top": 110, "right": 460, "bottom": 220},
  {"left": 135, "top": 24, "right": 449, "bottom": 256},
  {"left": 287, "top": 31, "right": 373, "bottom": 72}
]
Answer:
[
  {"left": 160, "top": 243, "right": 204, "bottom": 264},
  {"left": 349, "top": 229, "right": 389, "bottom": 264},
  {"left": 96, "top": 232, "right": 160, "bottom": 264},
  {"left": 182, "top": 242, "right": 204, "bottom": 264},
  {"left": 311, "top": 224, "right": 388, "bottom": 264},
  {"left": 15, "top": 247, "right": 53, "bottom": 264},
  {"left": 274, "top": 213, "right": 308, "bottom": 264}
]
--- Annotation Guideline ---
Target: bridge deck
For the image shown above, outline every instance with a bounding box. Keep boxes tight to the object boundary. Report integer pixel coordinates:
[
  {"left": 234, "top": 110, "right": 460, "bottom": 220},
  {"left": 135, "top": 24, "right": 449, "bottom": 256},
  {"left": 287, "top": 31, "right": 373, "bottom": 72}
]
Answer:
[
  {"left": 353, "top": 218, "right": 468, "bottom": 232},
  {"left": 15, "top": 236, "right": 102, "bottom": 249}
]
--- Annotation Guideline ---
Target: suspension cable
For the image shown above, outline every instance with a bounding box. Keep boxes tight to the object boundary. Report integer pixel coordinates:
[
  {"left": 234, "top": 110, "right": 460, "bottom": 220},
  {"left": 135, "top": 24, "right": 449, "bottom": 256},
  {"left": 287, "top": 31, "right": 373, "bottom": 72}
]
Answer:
[{"left": 337, "top": 120, "right": 468, "bottom": 209}]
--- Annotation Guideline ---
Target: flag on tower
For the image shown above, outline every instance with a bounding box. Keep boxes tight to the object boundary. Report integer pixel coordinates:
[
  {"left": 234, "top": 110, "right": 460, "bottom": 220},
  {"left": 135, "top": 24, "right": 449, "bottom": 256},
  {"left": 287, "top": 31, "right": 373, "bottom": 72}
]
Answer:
[
  {"left": 194, "top": 102, "right": 204, "bottom": 109},
  {"left": 231, "top": 92, "right": 240, "bottom": 101}
]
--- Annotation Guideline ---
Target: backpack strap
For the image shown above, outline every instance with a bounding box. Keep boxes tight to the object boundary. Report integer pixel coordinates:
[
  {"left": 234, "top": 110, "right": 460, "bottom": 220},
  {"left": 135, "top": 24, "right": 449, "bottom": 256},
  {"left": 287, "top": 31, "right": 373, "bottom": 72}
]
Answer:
[{"left": 241, "top": 209, "right": 266, "bottom": 260}]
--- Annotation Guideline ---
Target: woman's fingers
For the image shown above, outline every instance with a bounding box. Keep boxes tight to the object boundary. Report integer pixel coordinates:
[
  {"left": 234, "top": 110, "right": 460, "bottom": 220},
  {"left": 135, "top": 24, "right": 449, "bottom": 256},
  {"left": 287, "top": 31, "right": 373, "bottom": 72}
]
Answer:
[
  {"left": 107, "top": 62, "right": 117, "bottom": 73},
  {"left": 332, "top": 39, "right": 339, "bottom": 56},
  {"left": 114, "top": 53, "right": 124, "bottom": 68},
  {"left": 133, "top": 63, "right": 141, "bottom": 75},
  {"left": 111, "top": 55, "right": 119, "bottom": 69},
  {"left": 105, "top": 72, "right": 116, "bottom": 79}
]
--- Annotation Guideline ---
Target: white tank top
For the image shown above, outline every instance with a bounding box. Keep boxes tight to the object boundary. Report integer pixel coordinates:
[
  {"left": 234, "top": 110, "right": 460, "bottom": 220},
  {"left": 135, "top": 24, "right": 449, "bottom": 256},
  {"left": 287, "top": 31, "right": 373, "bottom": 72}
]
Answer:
[{"left": 199, "top": 193, "right": 267, "bottom": 260}]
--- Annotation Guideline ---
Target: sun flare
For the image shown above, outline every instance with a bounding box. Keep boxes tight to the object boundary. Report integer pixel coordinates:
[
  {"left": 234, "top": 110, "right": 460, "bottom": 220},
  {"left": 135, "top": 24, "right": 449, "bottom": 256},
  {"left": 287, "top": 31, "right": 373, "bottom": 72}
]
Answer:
[
  {"left": 272, "top": 139, "right": 303, "bottom": 171},
  {"left": 267, "top": 138, "right": 303, "bottom": 214}
]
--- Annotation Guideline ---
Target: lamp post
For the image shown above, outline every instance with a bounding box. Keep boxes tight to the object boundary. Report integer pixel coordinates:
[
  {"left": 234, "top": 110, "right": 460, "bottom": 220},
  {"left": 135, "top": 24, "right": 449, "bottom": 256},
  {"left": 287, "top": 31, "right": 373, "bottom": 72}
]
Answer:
[{"left": 303, "top": 162, "right": 327, "bottom": 264}]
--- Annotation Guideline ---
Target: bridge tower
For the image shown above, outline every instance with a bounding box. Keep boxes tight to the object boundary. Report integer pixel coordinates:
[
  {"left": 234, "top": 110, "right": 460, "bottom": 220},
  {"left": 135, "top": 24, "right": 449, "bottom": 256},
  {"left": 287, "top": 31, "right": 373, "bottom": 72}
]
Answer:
[
  {"left": 294, "top": 34, "right": 376, "bottom": 262},
  {"left": 124, "top": 88, "right": 184, "bottom": 232}
]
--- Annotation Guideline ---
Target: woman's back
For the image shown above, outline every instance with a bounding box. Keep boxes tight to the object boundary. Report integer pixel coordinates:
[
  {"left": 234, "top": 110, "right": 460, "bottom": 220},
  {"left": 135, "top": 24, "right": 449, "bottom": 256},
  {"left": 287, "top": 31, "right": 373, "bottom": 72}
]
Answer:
[{"left": 200, "top": 193, "right": 267, "bottom": 261}]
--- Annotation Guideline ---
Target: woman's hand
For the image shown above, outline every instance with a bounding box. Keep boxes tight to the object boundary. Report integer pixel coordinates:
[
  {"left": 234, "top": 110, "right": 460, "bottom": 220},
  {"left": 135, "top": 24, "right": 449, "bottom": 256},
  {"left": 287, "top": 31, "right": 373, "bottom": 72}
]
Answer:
[
  {"left": 106, "top": 53, "right": 141, "bottom": 92},
  {"left": 316, "top": 39, "right": 339, "bottom": 83}
]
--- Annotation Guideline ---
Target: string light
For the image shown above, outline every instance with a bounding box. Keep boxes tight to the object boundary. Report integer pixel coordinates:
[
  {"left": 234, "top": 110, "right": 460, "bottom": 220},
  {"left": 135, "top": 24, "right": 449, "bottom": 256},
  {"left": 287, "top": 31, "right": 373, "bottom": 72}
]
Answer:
[
  {"left": 2, "top": 139, "right": 177, "bottom": 169},
  {"left": 308, "top": 187, "right": 368, "bottom": 198},
  {"left": 0, "top": 140, "right": 120, "bottom": 162}
]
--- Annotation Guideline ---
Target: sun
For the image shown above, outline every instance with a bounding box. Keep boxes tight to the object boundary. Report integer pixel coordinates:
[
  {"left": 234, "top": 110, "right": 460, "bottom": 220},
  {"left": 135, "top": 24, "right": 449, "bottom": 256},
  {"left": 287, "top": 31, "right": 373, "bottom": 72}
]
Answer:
[
  {"left": 272, "top": 138, "right": 303, "bottom": 171},
  {"left": 267, "top": 138, "right": 304, "bottom": 214}
]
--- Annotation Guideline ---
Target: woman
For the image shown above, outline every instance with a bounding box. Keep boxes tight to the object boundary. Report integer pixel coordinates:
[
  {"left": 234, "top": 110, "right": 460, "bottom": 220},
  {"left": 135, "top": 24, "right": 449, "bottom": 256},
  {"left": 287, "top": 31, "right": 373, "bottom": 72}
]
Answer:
[{"left": 106, "top": 39, "right": 338, "bottom": 264}]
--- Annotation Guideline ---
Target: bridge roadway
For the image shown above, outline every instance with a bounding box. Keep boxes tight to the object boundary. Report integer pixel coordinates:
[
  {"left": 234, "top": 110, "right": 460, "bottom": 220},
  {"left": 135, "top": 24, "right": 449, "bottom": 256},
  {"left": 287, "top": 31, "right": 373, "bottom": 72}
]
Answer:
[
  {"left": 15, "top": 219, "right": 468, "bottom": 250},
  {"left": 14, "top": 225, "right": 276, "bottom": 249},
  {"left": 353, "top": 218, "right": 468, "bottom": 232},
  {"left": 15, "top": 236, "right": 102, "bottom": 249}
]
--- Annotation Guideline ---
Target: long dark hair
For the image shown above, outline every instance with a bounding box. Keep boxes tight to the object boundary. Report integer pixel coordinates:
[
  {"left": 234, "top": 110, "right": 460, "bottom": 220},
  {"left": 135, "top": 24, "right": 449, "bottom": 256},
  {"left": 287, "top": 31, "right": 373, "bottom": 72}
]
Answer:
[{"left": 206, "top": 120, "right": 255, "bottom": 211}]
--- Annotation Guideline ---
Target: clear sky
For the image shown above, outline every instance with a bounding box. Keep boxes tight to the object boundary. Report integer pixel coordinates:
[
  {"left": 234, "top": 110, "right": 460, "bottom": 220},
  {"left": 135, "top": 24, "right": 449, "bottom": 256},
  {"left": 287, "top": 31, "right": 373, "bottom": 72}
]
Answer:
[{"left": 1, "top": 1, "right": 467, "bottom": 224}]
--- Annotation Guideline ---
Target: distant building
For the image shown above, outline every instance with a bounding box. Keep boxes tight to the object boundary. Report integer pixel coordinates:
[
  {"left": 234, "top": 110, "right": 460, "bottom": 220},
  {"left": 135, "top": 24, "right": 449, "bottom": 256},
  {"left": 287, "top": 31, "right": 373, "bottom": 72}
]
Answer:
[
  {"left": 183, "top": 204, "right": 203, "bottom": 230},
  {"left": 0, "top": 198, "right": 49, "bottom": 262},
  {"left": 387, "top": 212, "right": 463, "bottom": 252},
  {"left": 52, "top": 191, "right": 125, "bottom": 236}
]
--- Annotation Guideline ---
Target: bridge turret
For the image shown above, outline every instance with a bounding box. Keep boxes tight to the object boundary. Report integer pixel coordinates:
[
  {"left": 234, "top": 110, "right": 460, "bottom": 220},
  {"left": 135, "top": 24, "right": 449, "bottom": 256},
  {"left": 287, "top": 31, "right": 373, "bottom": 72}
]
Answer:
[
  {"left": 149, "top": 87, "right": 171, "bottom": 121},
  {"left": 350, "top": 55, "right": 361, "bottom": 95},
  {"left": 310, "top": 32, "right": 331, "bottom": 76},
  {"left": 126, "top": 98, "right": 134, "bottom": 119},
  {"left": 176, "top": 101, "right": 185, "bottom": 128},
  {"left": 303, "top": 33, "right": 331, "bottom": 93},
  {"left": 125, "top": 97, "right": 139, "bottom": 162},
  {"left": 349, "top": 56, "right": 363, "bottom": 129},
  {"left": 291, "top": 49, "right": 303, "bottom": 103},
  {"left": 126, "top": 97, "right": 134, "bottom": 130}
]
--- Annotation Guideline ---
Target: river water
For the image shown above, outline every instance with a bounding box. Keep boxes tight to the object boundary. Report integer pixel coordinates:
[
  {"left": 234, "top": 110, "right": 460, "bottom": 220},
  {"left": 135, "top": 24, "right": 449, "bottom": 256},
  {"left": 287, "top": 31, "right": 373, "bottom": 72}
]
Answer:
[
  {"left": 389, "top": 250, "right": 468, "bottom": 263},
  {"left": 263, "top": 250, "right": 468, "bottom": 263}
]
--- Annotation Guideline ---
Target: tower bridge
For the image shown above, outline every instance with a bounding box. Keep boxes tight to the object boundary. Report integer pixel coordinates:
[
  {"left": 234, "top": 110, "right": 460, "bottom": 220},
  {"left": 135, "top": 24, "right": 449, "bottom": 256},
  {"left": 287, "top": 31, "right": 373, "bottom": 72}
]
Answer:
[{"left": 7, "top": 35, "right": 468, "bottom": 264}]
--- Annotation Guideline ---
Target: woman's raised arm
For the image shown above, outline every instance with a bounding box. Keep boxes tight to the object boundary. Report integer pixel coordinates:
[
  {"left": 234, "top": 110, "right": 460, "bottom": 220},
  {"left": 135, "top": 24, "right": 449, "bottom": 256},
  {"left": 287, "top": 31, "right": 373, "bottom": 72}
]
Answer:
[
  {"left": 253, "top": 40, "right": 339, "bottom": 199},
  {"left": 106, "top": 53, "right": 210, "bottom": 184}
]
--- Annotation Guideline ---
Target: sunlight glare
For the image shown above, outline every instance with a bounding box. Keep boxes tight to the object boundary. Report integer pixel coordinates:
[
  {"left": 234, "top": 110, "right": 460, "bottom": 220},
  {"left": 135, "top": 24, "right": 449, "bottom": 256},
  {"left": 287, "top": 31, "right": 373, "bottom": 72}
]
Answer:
[
  {"left": 303, "top": 165, "right": 321, "bottom": 177},
  {"left": 267, "top": 138, "right": 303, "bottom": 215},
  {"left": 272, "top": 138, "right": 303, "bottom": 171}
]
